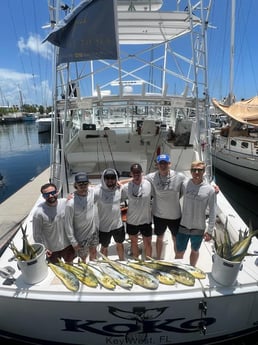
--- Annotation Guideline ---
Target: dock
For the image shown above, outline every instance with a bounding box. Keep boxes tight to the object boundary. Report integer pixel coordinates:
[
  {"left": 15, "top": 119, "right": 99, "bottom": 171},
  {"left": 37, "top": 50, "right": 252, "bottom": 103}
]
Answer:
[{"left": 0, "top": 168, "right": 50, "bottom": 248}]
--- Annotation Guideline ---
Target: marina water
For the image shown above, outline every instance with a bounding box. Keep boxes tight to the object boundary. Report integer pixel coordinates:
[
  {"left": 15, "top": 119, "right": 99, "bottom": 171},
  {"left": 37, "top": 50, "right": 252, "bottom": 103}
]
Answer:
[{"left": 0, "top": 122, "right": 257, "bottom": 345}]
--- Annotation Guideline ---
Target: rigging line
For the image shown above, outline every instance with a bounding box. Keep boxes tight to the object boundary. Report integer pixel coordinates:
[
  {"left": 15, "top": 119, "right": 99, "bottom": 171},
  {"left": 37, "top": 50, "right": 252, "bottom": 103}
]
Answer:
[
  {"left": 97, "top": 134, "right": 108, "bottom": 172},
  {"left": 234, "top": 0, "right": 258, "bottom": 96},
  {"left": 104, "top": 129, "right": 117, "bottom": 172},
  {"left": 21, "top": 0, "right": 37, "bottom": 103},
  {"left": 7, "top": 1, "right": 31, "bottom": 105},
  {"left": 32, "top": 0, "right": 41, "bottom": 103}
]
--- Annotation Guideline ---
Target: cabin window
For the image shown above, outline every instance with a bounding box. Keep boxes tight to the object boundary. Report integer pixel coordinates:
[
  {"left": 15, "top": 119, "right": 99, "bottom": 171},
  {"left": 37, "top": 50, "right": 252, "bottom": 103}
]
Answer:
[
  {"left": 241, "top": 141, "right": 248, "bottom": 149},
  {"left": 82, "top": 123, "right": 96, "bottom": 130},
  {"left": 230, "top": 139, "right": 237, "bottom": 146}
]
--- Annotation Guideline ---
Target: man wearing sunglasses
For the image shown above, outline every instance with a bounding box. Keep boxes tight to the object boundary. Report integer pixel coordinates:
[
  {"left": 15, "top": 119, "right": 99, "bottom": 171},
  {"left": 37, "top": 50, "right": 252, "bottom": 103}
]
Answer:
[
  {"left": 65, "top": 172, "right": 98, "bottom": 262},
  {"left": 32, "top": 183, "right": 75, "bottom": 264},
  {"left": 94, "top": 168, "right": 125, "bottom": 260},
  {"left": 175, "top": 160, "right": 216, "bottom": 266}
]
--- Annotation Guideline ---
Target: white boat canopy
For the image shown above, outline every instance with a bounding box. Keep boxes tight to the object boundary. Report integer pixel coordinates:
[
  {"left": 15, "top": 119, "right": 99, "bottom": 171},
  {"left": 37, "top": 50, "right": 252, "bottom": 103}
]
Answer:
[
  {"left": 117, "top": 11, "right": 201, "bottom": 44},
  {"left": 212, "top": 97, "right": 258, "bottom": 126},
  {"left": 117, "top": 0, "right": 163, "bottom": 12}
]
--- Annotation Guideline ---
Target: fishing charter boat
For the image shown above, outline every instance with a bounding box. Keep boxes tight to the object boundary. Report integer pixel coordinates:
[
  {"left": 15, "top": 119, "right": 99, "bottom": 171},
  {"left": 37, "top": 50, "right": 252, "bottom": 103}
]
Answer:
[{"left": 0, "top": 1, "right": 257, "bottom": 344}]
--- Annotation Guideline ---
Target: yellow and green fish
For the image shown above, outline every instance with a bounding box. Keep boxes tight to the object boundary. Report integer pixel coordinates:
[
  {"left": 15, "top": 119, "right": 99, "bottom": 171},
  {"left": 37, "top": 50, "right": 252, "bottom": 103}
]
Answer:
[{"left": 48, "top": 263, "right": 80, "bottom": 292}]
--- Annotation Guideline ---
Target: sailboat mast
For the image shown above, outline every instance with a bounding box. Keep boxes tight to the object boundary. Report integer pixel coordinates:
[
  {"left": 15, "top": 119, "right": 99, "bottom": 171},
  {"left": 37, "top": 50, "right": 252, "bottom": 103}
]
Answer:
[{"left": 229, "top": 0, "right": 235, "bottom": 104}]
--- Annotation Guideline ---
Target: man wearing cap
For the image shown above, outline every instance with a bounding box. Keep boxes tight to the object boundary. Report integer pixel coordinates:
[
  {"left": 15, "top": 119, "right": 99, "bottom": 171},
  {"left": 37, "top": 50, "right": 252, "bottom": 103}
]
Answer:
[
  {"left": 65, "top": 172, "right": 98, "bottom": 262},
  {"left": 122, "top": 163, "right": 153, "bottom": 259},
  {"left": 146, "top": 153, "right": 186, "bottom": 259},
  {"left": 94, "top": 168, "right": 125, "bottom": 260}
]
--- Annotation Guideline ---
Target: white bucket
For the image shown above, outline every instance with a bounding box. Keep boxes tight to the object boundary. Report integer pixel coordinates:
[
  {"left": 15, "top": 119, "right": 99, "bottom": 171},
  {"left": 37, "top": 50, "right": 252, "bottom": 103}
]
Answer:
[
  {"left": 211, "top": 253, "right": 242, "bottom": 286},
  {"left": 18, "top": 243, "right": 48, "bottom": 284}
]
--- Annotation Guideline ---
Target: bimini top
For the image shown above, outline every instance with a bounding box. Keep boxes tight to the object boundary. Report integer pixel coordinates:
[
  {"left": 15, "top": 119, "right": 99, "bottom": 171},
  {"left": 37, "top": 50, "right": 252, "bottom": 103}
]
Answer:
[
  {"left": 212, "top": 96, "right": 258, "bottom": 127},
  {"left": 117, "top": 11, "right": 201, "bottom": 44}
]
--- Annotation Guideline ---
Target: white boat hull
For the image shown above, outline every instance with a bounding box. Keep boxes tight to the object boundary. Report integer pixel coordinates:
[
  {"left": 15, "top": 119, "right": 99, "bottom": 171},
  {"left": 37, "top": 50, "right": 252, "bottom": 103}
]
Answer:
[
  {"left": 0, "top": 293, "right": 257, "bottom": 344},
  {"left": 212, "top": 136, "right": 258, "bottom": 187},
  {"left": 36, "top": 118, "right": 52, "bottom": 133},
  {"left": 0, "top": 226, "right": 258, "bottom": 344}
]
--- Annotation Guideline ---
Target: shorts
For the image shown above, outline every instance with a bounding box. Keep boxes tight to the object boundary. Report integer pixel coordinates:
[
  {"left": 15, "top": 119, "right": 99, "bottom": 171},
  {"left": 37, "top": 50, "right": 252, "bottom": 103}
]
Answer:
[
  {"left": 77, "top": 231, "right": 99, "bottom": 258},
  {"left": 176, "top": 232, "right": 203, "bottom": 252},
  {"left": 99, "top": 226, "right": 125, "bottom": 248},
  {"left": 153, "top": 216, "right": 181, "bottom": 236},
  {"left": 126, "top": 223, "right": 152, "bottom": 237},
  {"left": 49, "top": 245, "right": 75, "bottom": 264}
]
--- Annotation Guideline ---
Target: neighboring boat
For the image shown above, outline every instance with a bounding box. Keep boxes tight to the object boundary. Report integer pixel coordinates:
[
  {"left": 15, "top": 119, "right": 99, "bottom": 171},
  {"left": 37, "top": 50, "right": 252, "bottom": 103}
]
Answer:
[
  {"left": 36, "top": 115, "right": 53, "bottom": 133},
  {"left": 211, "top": 97, "right": 258, "bottom": 187},
  {"left": 0, "top": 1, "right": 257, "bottom": 344},
  {"left": 1, "top": 112, "right": 23, "bottom": 124},
  {"left": 211, "top": 0, "right": 258, "bottom": 187},
  {"left": 21, "top": 113, "right": 37, "bottom": 122}
]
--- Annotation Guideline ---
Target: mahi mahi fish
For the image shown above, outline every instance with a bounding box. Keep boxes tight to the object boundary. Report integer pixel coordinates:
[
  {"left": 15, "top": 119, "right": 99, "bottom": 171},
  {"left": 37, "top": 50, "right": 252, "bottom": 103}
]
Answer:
[
  {"left": 230, "top": 229, "right": 258, "bottom": 262},
  {"left": 58, "top": 260, "right": 98, "bottom": 288},
  {"left": 99, "top": 254, "right": 159, "bottom": 290},
  {"left": 128, "top": 261, "right": 176, "bottom": 285},
  {"left": 97, "top": 262, "right": 134, "bottom": 289},
  {"left": 141, "top": 258, "right": 195, "bottom": 286},
  {"left": 145, "top": 257, "right": 206, "bottom": 279},
  {"left": 79, "top": 262, "right": 116, "bottom": 290},
  {"left": 48, "top": 263, "right": 80, "bottom": 292}
]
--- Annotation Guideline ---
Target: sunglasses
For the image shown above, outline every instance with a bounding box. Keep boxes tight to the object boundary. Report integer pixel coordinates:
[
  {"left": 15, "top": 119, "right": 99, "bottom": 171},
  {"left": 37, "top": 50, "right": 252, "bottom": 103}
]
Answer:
[
  {"left": 42, "top": 190, "right": 57, "bottom": 198},
  {"left": 191, "top": 168, "right": 204, "bottom": 173},
  {"left": 77, "top": 182, "right": 89, "bottom": 186}
]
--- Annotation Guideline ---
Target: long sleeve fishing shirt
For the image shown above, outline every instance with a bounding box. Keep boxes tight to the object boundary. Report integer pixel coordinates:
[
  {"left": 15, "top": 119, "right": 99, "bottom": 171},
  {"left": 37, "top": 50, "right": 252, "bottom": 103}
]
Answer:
[
  {"left": 32, "top": 198, "right": 70, "bottom": 252},
  {"left": 180, "top": 179, "right": 216, "bottom": 234},
  {"left": 64, "top": 188, "right": 97, "bottom": 247},
  {"left": 146, "top": 170, "right": 186, "bottom": 220},
  {"left": 122, "top": 178, "right": 152, "bottom": 225},
  {"left": 94, "top": 169, "right": 123, "bottom": 232}
]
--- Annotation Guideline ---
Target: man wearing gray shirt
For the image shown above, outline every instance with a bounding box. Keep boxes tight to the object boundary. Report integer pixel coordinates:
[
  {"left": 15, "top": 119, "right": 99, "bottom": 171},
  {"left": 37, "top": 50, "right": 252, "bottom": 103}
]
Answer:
[
  {"left": 146, "top": 154, "right": 186, "bottom": 259},
  {"left": 175, "top": 160, "right": 216, "bottom": 266},
  {"left": 122, "top": 163, "right": 152, "bottom": 259},
  {"left": 94, "top": 168, "right": 125, "bottom": 260},
  {"left": 33, "top": 183, "right": 75, "bottom": 264},
  {"left": 65, "top": 172, "right": 98, "bottom": 262}
]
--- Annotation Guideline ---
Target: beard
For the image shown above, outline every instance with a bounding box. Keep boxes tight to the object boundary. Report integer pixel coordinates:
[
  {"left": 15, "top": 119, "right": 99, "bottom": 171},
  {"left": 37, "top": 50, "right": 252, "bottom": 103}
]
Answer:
[{"left": 47, "top": 196, "right": 58, "bottom": 204}]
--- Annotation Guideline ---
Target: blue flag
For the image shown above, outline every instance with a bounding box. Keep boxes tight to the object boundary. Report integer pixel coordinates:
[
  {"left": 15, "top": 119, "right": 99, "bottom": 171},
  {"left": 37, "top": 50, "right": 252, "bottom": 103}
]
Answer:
[{"left": 44, "top": 0, "right": 118, "bottom": 64}]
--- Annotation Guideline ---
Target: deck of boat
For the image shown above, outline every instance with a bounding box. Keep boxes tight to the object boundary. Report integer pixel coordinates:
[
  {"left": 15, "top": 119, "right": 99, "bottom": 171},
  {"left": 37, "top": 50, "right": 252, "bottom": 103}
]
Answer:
[{"left": 0, "top": 168, "right": 257, "bottom": 303}]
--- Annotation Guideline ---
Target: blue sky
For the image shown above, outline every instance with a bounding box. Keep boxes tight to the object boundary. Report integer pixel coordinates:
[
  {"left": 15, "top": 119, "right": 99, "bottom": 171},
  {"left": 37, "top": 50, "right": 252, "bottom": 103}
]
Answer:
[{"left": 0, "top": 0, "right": 257, "bottom": 108}]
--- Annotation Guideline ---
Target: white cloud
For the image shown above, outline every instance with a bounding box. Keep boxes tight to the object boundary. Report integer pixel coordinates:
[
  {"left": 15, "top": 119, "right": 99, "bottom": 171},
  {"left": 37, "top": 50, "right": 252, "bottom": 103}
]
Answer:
[
  {"left": 0, "top": 34, "right": 53, "bottom": 107},
  {"left": 0, "top": 69, "right": 52, "bottom": 107},
  {"left": 18, "top": 33, "right": 52, "bottom": 60},
  {"left": 0, "top": 68, "right": 34, "bottom": 82}
]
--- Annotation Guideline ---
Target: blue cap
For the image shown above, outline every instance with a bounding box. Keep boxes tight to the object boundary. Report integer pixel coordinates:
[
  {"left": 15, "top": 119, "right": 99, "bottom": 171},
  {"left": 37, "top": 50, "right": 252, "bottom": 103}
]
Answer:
[{"left": 157, "top": 154, "right": 170, "bottom": 163}]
